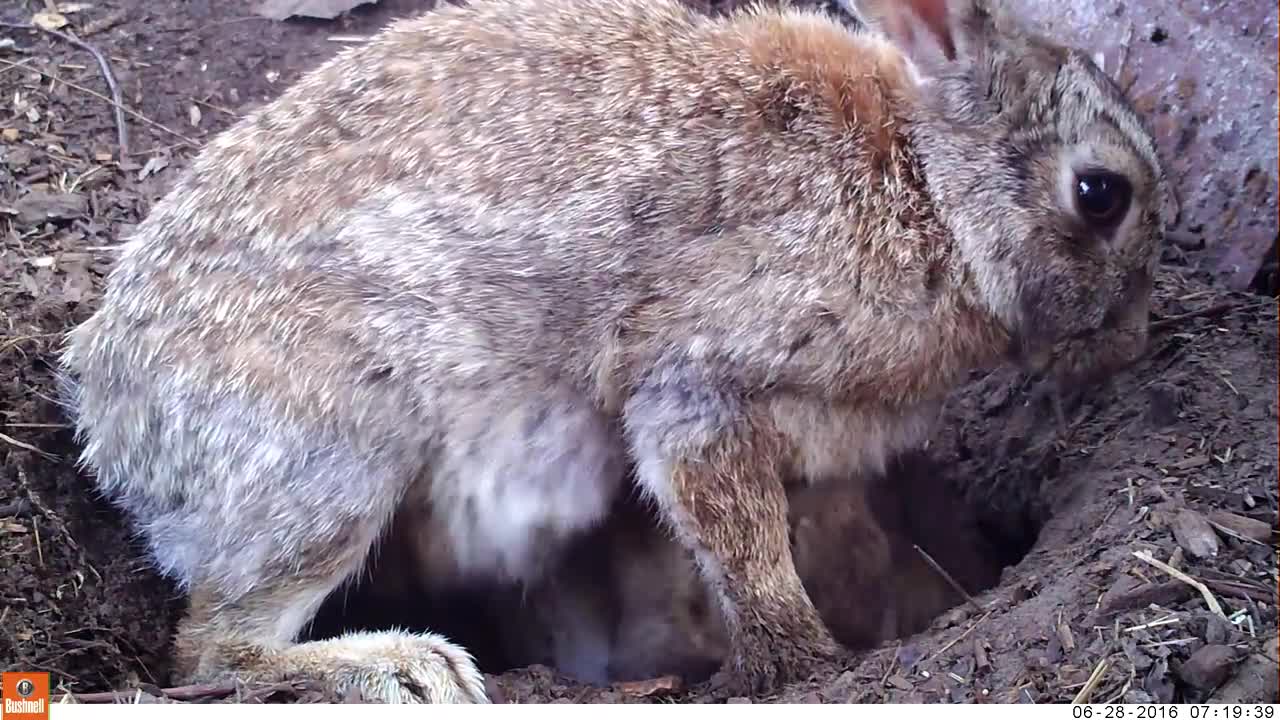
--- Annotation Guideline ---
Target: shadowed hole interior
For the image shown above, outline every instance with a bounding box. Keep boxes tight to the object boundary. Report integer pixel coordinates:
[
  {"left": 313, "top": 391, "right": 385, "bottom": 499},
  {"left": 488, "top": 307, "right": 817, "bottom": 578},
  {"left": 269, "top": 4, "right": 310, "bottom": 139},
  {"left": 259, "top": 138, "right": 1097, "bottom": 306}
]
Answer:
[{"left": 305, "top": 449, "right": 1045, "bottom": 685}]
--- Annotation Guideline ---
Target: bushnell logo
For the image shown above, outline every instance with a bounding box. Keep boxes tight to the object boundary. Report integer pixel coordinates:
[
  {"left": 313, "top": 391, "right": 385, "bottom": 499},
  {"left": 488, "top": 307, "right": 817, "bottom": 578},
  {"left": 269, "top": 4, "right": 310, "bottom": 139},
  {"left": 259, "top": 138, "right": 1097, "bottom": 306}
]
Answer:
[{"left": 1, "top": 672, "right": 49, "bottom": 720}]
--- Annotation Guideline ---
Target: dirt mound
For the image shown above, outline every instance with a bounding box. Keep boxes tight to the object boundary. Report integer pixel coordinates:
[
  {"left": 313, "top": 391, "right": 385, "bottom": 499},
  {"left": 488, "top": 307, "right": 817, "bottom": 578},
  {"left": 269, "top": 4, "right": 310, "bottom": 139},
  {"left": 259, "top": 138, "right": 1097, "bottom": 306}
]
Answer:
[{"left": 0, "top": 0, "right": 1275, "bottom": 705}]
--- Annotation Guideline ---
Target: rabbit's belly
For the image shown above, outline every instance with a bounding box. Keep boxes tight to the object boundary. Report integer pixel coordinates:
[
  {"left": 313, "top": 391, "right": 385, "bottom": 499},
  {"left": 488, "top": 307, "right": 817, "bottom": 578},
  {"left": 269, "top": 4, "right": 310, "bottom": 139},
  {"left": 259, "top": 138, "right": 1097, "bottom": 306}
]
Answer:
[
  {"left": 770, "top": 398, "right": 939, "bottom": 481},
  {"left": 428, "top": 395, "right": 627, "bottom": 584}
]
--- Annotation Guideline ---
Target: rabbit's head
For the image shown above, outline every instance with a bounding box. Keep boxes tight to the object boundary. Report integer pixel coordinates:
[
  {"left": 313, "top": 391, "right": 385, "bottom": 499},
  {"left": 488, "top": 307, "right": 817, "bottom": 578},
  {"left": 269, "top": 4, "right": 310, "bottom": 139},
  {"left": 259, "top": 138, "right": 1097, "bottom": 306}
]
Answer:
[{"left": 844, "top": 0, "right": 1169, "bottom": 381}]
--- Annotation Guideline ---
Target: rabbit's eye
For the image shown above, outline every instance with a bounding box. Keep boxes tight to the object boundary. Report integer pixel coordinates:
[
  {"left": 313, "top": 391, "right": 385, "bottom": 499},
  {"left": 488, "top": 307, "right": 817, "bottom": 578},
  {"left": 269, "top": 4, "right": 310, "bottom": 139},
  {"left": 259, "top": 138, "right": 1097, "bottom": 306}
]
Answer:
[{"left": 1074, "top": 171, "right": 1132, "bottom": 229}]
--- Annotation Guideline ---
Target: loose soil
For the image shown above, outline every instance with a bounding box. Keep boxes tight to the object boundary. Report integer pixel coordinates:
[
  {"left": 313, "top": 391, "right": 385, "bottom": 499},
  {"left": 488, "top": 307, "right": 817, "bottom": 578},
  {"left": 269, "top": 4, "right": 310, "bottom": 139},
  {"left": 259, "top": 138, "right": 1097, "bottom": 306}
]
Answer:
[{"left": 1, "top": 0, "right": 1276, "bottom": 705}]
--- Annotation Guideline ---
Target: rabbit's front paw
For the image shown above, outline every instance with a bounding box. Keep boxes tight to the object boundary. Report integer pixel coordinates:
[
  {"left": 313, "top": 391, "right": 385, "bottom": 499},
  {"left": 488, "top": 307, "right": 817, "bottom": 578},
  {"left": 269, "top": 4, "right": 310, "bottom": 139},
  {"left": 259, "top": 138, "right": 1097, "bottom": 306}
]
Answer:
[
  {"left": 290, "top": 630, "right": 490, "bottom": 704},
  {"left": 710, "top": 622, "right": 842, "bottom": 699}
]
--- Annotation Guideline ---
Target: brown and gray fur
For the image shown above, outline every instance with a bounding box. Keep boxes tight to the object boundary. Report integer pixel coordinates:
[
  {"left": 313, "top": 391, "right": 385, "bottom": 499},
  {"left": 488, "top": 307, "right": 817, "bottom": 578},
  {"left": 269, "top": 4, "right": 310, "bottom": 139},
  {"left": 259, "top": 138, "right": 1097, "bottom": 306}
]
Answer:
[
  {"left": 485, "top": 495, "right": 728, "bottom": 685},
  {"left": 791, "top": 452, "right": 1007, "bottom": 648},
  {"left": 59, "top": 0, "right": 1167, "bottom": 703},
  {"left": 373, "top": 492, "right": 728, "bottom": 687},
  {"left": 380, "top": 454, "right": 994, "bottom": 685}
]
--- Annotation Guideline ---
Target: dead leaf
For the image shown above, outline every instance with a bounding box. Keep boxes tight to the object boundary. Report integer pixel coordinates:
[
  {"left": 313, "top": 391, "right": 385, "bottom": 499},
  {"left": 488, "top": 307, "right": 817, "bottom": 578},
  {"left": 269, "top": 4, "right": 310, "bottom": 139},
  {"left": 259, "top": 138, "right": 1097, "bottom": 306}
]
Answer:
[
  {"left": 138, "top": 154, "right": 169, "bottom": 180},
  {"left": 1, "top": 128, "right": 18, "bottom": 142},
  {"left": 13, "top": 190, "right": 87, "bottom": 226},
  {"left": 1171, "top": 508, "right": 1220, "bottom": 559},
  {"left": 1143, "top": 657, "right": 1175, "bottom": 703},
  {"left": 189, "top": 104, "right": 202, "bottom": 128},
  {"left": 18, "top": 272, "right": 40, "bottom": 297},
  {"left": 58, "top": 2, "right": 95, "bottom": 13},
  {"left": 32, "top": 11, "right": 69, "bottom": 30},
  {"left": 254, "top": 0, "right": 379, "bottom": 21},
  {"left": 612, "top": 675, "right": 683, "bottom": 697},
  {"left": 1173, "top": 455, "right": 1212, "bottom": 470},
  {"left": 1207, "top": 511, "right": 1274, "bottom": 543},
  {"left": 887, "top": 674, "right": 913, "bottom": 690},
  {"left": 60, "top": 262, "right": 95, "bottom": 304}
]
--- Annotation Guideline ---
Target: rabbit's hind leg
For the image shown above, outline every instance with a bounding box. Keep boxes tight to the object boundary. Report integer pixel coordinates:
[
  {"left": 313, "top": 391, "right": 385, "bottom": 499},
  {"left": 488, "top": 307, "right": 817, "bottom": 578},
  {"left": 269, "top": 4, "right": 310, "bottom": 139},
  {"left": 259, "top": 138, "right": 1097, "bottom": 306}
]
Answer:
[
  {"left": 163, "top": 450, "right": 488, "bottom": 703},
  {"left": 176, "top": 584, "right": 487, "bottom": 703}
]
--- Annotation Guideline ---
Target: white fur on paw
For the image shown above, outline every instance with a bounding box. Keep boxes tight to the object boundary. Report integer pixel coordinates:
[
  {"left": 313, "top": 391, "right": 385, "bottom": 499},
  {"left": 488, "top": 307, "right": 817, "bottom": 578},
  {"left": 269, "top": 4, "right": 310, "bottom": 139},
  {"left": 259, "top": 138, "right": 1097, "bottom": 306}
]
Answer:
[{"left": 298, "top": 630, "right": 490, "bottom": 703}]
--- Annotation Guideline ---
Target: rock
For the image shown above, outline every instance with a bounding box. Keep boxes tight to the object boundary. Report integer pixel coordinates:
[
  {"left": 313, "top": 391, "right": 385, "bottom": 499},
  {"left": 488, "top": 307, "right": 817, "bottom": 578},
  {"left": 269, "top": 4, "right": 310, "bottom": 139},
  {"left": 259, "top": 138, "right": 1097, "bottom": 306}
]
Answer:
[
  {"left": 1171, "top": 509, "right": 1221, "bottom": 559},
  {"left": 255, "top": 0, "right": 378, "bottom": 21},
  {"left": 13, "top": 190, "right": 87, "bottom": 226},
  {"left": 1209, "top": 636, "right": 1280, "bottom": 704},
  {"left": 483, "top": 677, "right": 507, "bottom": 705},
  {"left": 1208, "top": 511, "right": 1275, "bottom": 543},
  {"left": 1207, "top": 230, "right": 1277, "bottom": 291},
  {"left": 1013, "top": 0, "right": 1278, "bottom": 286},
  {"left": 1178, "top": 645, "right": 1239, "bottom": 691}
]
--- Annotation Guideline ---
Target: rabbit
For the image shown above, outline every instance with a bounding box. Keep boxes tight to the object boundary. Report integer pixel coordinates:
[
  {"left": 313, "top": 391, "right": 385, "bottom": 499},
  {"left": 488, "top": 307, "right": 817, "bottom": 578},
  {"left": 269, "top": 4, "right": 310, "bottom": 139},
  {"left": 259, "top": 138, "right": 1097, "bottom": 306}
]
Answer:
[
  {"left": 602, "top": 500, "right": 728, "bottom": 684},
  {"left": 788, "top": 476, "right": 900, "bottom": 650},
  {"left": 790, "top": 451, "right": 1007, "bottom": 648},
  {"left": 473, "top": 494, "right": 728, "bottom": 685},
  {"left": 374, "top": 490, "right": 727, "bottom": 687},
  {"left": 452, "top": 452, "right": 993, "bottom": 684},
  {"left": 873, "top": 452, "right": 1007, "bottom": 638},
  {"left": 444, "top": 453, "right": 987, "bottom": 687},
  {"left": 58, "top": 0, "right": 1168, "bottom": 703}
]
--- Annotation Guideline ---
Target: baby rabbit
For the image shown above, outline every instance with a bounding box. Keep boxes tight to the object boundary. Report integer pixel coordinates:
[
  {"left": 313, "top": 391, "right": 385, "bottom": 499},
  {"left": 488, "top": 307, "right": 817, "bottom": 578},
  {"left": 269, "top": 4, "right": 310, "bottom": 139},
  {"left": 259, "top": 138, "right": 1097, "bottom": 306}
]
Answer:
[
  {"left": 480, "top": 494, "right": 728, "bottom": 686},
  {"left": 789, "top": 476, "right": 899, "bottom": 650},
  {"left": 60, "top": 0, "right": 1167, "bottom": 703},
  {"left": 447, "top": 454, "right": 986, "bottom": 686},
  {"left": 791, "top": 452, "right": 1006, "bottom": 649}
]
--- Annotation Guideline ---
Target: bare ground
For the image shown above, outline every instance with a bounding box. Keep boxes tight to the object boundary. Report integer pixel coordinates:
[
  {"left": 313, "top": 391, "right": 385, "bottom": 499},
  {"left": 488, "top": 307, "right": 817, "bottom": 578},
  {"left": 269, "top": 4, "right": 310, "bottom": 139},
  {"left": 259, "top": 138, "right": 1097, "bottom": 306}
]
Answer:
[{"left": 0, "top": 0, "right": 1276, "bottom": 705}]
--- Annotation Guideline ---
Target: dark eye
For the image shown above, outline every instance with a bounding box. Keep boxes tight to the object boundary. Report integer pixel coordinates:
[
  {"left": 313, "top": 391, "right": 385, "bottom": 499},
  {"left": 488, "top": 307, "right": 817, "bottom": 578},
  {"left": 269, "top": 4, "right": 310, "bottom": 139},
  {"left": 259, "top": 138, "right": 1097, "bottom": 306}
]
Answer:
[{"left": 1074, "top": 171, "right": 1133, "bottom": 229}]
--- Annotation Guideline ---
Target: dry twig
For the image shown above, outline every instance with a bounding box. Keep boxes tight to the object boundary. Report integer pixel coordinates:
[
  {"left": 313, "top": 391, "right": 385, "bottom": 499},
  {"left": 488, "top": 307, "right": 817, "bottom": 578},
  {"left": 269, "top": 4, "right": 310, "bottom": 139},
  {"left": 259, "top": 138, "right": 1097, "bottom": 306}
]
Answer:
[
  {"left": 913, "top": 544, "right": 984, "bottom": 613},
  {"left": 0, "top": 430, "right": 54, "bottom": 459},
  {"left": 1132, "top": 550, "right": 1227, "bottom": 619},
  {"left": 0, "top": 21, "right": 129, "bottom": 157},
  {"left": 1072, "top": 657, "right": 1111, "bottom": 704},
  {"left": 0, "top": 56, "right": 195, "bottom": 149},
  {"left": 923, "top": 610, "right": 994, "bottom": 665},
  {"left": 58, "top": 682, "right": 238, "bottom": 704},
  {"left": 1200, "top": 578, "right": 1275, "bottom": 604},
  {"left": 1150, "top": 302, "right": 1244, "bottom": 332}
]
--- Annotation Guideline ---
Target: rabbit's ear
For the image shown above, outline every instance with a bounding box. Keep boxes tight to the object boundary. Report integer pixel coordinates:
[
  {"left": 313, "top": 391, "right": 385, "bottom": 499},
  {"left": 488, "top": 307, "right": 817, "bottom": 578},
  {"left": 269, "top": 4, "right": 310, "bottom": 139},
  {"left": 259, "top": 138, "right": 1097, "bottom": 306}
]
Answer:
[{"left": 836, "top": 0, "right": 995, "bottom": 73}]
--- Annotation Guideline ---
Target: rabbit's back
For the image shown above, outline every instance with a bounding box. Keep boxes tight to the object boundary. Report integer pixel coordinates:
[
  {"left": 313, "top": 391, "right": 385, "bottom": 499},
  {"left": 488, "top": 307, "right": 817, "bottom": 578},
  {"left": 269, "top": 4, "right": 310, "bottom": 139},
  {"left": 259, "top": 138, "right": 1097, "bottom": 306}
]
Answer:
[{"left": 68, "top": 0, "right": 947, "bottom": 432}]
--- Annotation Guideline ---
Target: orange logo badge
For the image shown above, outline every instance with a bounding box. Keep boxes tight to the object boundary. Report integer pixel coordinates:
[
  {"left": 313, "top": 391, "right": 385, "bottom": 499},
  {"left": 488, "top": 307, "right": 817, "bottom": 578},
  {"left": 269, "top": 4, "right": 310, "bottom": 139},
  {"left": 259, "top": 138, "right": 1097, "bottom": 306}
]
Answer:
[{"left": 1, "top": 673, "right": 49, "bottom": 720}]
